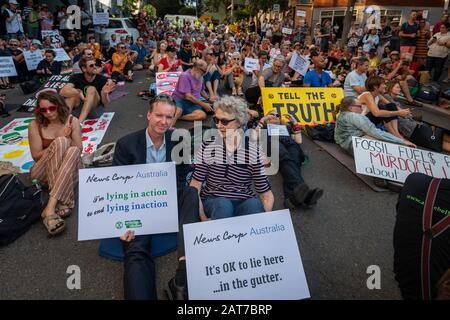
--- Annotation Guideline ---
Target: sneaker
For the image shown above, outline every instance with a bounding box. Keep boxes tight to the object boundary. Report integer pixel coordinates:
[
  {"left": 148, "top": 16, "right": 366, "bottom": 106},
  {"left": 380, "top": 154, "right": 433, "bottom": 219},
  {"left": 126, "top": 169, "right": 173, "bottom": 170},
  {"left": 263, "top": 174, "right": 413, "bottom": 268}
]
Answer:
[
  {"left": 304, "top": 188, "right": 324, "bottom": 209},
  {"left": 293, "top": 183, "right": 310, "bottom": 205}
]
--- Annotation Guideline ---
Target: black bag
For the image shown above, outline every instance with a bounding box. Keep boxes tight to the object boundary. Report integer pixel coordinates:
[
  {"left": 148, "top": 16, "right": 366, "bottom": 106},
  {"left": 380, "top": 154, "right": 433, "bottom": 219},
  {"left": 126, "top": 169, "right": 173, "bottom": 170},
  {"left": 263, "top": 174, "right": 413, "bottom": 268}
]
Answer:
[
  {"left": 416, "top": 84, "right": 440, "bottom": 104},
  {"left": 0, "top": 174, "right": 43, "bottom": 246},
  {"left": 306, "top": 124, "right": 335, "bottom": 143},
  {"left": 409, "top": 123, "right": 444, "bottom": 152}
]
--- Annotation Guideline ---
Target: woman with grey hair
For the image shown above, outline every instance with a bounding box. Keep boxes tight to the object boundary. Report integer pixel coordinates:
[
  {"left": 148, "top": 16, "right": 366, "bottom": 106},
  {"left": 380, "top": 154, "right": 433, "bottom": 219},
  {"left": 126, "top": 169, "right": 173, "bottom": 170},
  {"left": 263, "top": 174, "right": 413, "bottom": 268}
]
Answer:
[
  {"left": 189, "top": 96, "right": 274, "bottom": 220},
  {"left": 334, "top": 96, "right": 416, "bottom": 155}
]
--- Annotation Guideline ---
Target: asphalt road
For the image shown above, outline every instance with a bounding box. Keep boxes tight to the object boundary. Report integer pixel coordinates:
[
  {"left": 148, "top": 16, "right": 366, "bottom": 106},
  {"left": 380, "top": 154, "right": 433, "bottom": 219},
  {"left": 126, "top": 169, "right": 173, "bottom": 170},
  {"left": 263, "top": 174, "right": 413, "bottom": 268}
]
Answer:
[{"left": 0, "top": 71, "right": 401, "bottom": 300}]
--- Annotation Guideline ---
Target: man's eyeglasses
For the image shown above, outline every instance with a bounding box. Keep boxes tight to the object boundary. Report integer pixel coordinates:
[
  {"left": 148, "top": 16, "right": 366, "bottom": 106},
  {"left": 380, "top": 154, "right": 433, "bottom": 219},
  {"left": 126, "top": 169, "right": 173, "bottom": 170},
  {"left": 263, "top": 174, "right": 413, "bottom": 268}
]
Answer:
[
  {"left": 273, "top": 64, "right": 283, "bottom": 68},
  {"left": 37, "top": 105, "right": 58, "bottom": 114},
  {"left": 213, "top": 116, "right": 236, "bottom": 126},
  {"left": 87, "top": 64, "right": 96, "bottom": 68}
]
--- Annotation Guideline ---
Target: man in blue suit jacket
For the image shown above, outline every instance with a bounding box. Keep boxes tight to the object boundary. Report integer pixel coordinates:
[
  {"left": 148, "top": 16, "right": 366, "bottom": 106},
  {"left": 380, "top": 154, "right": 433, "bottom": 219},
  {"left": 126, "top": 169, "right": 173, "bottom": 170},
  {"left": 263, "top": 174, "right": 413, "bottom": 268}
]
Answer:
[{"left": 113, "top": 96, "right": 199, "bottom": 300}]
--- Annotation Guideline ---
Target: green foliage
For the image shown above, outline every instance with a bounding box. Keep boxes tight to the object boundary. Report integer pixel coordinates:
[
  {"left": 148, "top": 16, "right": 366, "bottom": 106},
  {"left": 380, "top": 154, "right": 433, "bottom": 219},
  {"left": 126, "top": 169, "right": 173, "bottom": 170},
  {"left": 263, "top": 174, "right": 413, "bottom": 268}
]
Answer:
[
  {"left": 150, "top": 0, "right": 182, "bottom": 17},
  {"left": 179, "top": 6, "right": 197, "bottom": 16},
  {"left": 143, "top": 4, "right": 157, "bottom": 17},
  {"left": 235, "top": 8, "right": 250, "bottom": 21},
  {"left": 121, "top": 0, "right": 138, "bottom": 16}
]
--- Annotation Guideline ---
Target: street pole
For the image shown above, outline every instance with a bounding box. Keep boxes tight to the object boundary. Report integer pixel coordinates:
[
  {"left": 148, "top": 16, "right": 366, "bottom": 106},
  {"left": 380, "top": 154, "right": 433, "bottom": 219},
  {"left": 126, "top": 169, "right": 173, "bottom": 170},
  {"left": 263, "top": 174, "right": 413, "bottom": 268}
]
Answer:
[{"left": 231, "top": 0, "right": 234, "bottom": 23}]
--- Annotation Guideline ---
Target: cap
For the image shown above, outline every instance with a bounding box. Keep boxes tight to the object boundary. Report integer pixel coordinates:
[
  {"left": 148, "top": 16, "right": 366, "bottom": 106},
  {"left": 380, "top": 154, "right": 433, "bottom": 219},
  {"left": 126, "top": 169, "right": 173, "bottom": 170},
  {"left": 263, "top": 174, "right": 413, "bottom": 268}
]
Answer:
[
  {"left": 391, "top": 17, "right": 400, "bottom": 23},
  {"left": 31, "top": 39, "right": 42, "bottom": 45},
  {"left": 213, "top": 40, "right": 220, "bottom": 45},
  {"left": 231, "top": 52, "right": 240, "bottom": 58},
  {"left": 294, "top": 42, "right": 301, "bottom": 47},
  {"left": 390, "top": 50, "right": 399, "bottom": 56},
  {"left": 9, "top": 0, "right": 19, "bottom": 5},
  {"left": 380, "top": 58, "right": 392, "bottom": 65}
]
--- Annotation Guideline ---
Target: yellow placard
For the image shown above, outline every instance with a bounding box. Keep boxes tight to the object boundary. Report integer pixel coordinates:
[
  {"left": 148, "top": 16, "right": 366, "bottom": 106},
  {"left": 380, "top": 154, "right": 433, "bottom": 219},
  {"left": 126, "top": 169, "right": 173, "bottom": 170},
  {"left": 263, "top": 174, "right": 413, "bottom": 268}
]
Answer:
[{"left": 261, "top": 87, "right": 344, "bottom": 126}]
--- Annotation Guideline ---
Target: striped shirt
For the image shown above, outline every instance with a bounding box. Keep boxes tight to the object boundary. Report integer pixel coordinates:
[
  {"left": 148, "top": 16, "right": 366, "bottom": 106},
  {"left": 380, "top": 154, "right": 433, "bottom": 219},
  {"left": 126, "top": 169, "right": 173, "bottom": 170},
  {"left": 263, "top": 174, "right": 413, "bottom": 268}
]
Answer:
[{"left": 192, "top": 136, "right": 271, "bottom": 199}]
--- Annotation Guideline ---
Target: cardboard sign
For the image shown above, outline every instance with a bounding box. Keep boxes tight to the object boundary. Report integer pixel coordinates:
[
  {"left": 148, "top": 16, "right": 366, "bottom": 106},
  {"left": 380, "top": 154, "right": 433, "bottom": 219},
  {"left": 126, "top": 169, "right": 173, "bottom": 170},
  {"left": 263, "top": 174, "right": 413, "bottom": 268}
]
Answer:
[
  {"left": 53, "top": 48, "right": 71, "bottom": 62},
  {"left": 244, "top": 58, "right": 260, "bottom": 72},
  {"left": 288, "top": 52, "right": 310, "bottom": 76},
  {"left": 262, "top": 87, "right": 344, "bottom": 126},
  {"left": 24, "top": 50, "right": 44, "bottom": 71},
  {"left": 41, "top": 30, "right": 62, "bottom": 48},
  {"left": 78, "top": 162, "right": 179, "bottom": 241},
  {"left": 0, "top": 57, "right": 17, "bottom": 77},
  {"left": 352, "top": 136, "right": 450, "bottom": 183},
  {"left": 282, "top": 28, "right": 293, "bottom": 35},
  {"left": 155, "top": 72, "right": 181, "bottom": 96},
  {"left": 93, "top": 12, "right": 109, "bottom": 25},
  {"left": 184, "top": 209, "right": 310, "bottom": 300}
]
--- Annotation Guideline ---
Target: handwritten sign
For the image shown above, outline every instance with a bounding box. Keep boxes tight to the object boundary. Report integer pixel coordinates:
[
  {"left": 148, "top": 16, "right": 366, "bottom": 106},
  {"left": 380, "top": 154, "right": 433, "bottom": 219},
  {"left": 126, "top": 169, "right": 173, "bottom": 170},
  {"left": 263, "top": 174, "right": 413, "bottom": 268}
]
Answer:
[
  {"left": 262, "top": 87, "right": 344, "bottom": 126},
  {"left": 93, "top": 12, "right": 109, "bottom": 25},
  {"left": 24, "top": 50, "right": 44, "bottom": 71},
  {"left": 244, "top": 58, "right": 260, "bottom": 72},
  {"left": 78, "top": 162, "right": 179, "bottom": 241},
  {"left": 352, "top": 137, "right": 450, "bottom": 183},
  {"left": 288, "top": 52, "right": 310, "bottom": 76},
  {"left": 184, "top": 209, "right": 310, "bottom": 300},
  {"left": 22, "top": 75, "right": 71, "bottom": 108},
  {"left": 41, "top": 30, "right": 62, "bottom": 48},
  {"left": 0, "top": 57, "right": 17, "bottom": 77},
  {"left": 53, "top": 48, "right": 71, "bottom": 62},
  {"left": 156, "top": 72, "right": 181, "bottom": 96},
  {"left": 282, "top": 28, "right": 293, "bottom": 35},
  {"left": 267, "top": 124, "right": 290, "bottom": 136}
]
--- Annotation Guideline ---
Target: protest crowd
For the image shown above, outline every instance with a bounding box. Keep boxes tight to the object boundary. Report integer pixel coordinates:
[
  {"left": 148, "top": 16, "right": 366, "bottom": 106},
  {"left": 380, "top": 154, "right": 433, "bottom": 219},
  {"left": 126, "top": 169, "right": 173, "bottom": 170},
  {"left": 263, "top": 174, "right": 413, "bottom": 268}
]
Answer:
[{"left": 0, "top": 0, "right": 449, "bottom": 301}]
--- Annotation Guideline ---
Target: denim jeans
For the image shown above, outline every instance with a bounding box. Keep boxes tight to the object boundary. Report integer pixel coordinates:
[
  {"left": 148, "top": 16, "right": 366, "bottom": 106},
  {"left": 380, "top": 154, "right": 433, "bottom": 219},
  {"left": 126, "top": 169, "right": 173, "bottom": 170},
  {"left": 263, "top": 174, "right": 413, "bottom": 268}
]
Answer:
[{"left": 203, "top": 196, "right": 265, "bottom": 220}]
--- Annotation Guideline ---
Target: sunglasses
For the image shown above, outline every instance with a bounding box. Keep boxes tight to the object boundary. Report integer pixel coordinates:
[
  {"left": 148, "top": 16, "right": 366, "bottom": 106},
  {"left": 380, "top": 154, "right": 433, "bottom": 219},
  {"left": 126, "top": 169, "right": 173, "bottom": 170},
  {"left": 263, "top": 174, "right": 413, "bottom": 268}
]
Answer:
[
  {"left": 151, "top": 93, "right": 175, "bottom": 105},
  {"left": 213, "top": 116, "right": 235, "bottom": 126},
  {"left": 269, "top": 113, "right": 280, "bottom": 118},
  {"left": 37, "top": 105, "right": 58, "bottom": 114}
]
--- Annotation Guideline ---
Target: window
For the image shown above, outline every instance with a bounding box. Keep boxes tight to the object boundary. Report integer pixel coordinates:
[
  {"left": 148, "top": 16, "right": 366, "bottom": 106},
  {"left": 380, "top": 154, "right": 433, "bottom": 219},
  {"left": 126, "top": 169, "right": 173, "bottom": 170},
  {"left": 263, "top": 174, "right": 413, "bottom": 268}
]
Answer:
[
  {"left": 125, "top": 19, "right": 137, "bottom": 29},
  {"left": 334, "top": 11, "right": 345, "bottom": 16},
  {"left": 321, "top": 11, "right": 333, "bottom": 17},
  {"left": 108, "top": 20, "right": 123, "bottom": 29}
]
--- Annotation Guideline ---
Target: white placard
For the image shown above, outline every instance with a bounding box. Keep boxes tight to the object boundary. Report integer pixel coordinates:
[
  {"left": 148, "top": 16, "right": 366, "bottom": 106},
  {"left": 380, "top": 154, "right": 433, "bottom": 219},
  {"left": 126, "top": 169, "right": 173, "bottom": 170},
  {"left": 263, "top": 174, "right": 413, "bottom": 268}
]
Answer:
[
  {"left": 41, "top": 30, "right": 62, "bottom": 48},
  {"left": 117, "top": 0, "right": 123, "bottom": 6},
  {"left": 24, "top": 50, "right": 43, "bottom": 71},
  {"left": 0, "top": 56, "right": 17, "bottom": 77},
  {"left": 267, "top": 124, "right": 290, "bottom": 136},
  {"left": 282, "top": 28, "right": 293, "bottom": 35},
  {"left": 288, "top": 51, "right": 310, "bottom": 76},
  {"left": 53, "top": 48, "right": 71, "bottom": 62},
  {"left": 352, "top": 136, "right": 450, "bottom": 183},
  {"left": 296, "top": 10, "right": 306, "bottom": 17},
  {"left": 155, "top": 72, "right": 181, "bottom": 95},
  {"left": 93, "top": 12, "right": 109, "bottom": 25},
  {"left": 273, "top": 4, "right": 280, "bottom": 13},
  {"left": 184, "top": 209, "right": 310, "bottom": 300},
  {"left": 244, "top": 57, "right": 259, "bottom": 72},
  {"left": 78, "top": 162, "right": 179, "bottom": 241},
  {"left": 263, "top": 62, "right": 271, "bottom": 70}
]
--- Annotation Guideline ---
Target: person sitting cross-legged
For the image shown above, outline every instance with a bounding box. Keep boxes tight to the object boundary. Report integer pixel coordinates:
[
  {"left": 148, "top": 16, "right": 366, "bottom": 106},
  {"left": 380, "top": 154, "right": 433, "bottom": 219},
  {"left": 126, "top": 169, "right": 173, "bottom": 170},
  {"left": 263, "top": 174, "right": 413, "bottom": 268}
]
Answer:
[
  {"left": 172, "top": 59, "right": 213, "bottom": 125},
  {"left": 60, "top": 56, "right": 116, "bottom": 123}
]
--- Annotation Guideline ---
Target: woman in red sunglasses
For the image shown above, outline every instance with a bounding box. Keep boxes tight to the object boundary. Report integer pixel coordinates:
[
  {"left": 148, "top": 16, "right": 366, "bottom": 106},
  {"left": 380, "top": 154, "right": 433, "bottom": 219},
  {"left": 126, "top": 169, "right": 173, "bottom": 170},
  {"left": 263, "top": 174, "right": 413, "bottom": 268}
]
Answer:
[{"left": 28, "top": 91, "right": 82, "bottom": 236}]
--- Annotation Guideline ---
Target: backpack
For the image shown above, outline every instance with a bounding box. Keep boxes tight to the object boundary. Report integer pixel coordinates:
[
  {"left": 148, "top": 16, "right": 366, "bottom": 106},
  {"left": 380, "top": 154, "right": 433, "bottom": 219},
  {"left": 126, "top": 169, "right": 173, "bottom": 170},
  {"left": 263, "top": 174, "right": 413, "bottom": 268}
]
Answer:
[
  {"left": 305, "top": 124, "right": 336, "bottom": 143},
  {"left": 0, "top": 174, "right": 44, "bottom": 246},
  {"left": 416, "top": 84, "right": 440, "bottom": 104}
]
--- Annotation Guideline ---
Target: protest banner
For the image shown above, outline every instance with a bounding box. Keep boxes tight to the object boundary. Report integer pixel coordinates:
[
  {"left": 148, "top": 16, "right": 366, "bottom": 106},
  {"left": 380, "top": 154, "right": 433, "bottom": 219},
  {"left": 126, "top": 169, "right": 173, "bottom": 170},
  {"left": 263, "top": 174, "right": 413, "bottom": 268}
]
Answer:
[
  {"left": 244, "top": 58, "right": 259, "bottom": 72},
  {"left": 282, "top": 28, "right": 293, "bottom": 35},
  {"left": 22, "top": 75, "right": 71, "bottom": 108},
  {"left": 352, "top": 136, "right": 450, "bottom": 183},
  {"left": 41, "top": 30, "right": 62, "bottom": 48},
  {"left": 184, "top": 209, "right": 310, "bottom": 300},
  {"left": 0, "top": 57, "right": 17, "bottom": 77},
  {"left": 93, "top": 12, "right": 109, "bottom": 25},
  {"left": 156, "top": 72, "right": 181, "bottom": 95},
  {"left": 78, "top": 162, "right": 179, "bottom": 241},
  {"left": 24, "top": 50, "right": 44, "bottom": 71},
  {"left": 288, "top": 52, "right": 310, "bottom": 76},
  {"left": 296, "top": 10, "right": 306, "bottom": 17},
  {"left": 261, "top": 87, "right": 344, "bottom": 126},
  {"left": 53, "top": 48, "right": 71, "bottom": 62}
]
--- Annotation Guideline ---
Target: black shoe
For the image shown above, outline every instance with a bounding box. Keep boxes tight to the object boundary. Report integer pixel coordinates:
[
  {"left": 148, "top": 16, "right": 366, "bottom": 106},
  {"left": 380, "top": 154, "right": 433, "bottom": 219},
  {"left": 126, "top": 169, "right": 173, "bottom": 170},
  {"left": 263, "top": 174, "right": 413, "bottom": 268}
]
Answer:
[
  {"left": 293, "top": 183, "right": 310, "bottom": 205},
  {"left": 284, "top": 197, "right": 297, "bottom": 210},
  {"left": 166, "top": 277, "right": 188, "bottom": 300},
  {"left": 304, "top": 188, "right": 324, "bottom": 209}
]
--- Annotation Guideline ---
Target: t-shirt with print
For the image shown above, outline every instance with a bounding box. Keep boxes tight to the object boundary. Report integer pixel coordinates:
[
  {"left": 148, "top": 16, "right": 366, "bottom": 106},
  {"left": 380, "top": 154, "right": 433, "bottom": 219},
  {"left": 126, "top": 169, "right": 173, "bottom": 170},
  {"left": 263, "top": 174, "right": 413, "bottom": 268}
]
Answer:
[{"left": 172, "top": 69, "right": 204, "bottom": 100}]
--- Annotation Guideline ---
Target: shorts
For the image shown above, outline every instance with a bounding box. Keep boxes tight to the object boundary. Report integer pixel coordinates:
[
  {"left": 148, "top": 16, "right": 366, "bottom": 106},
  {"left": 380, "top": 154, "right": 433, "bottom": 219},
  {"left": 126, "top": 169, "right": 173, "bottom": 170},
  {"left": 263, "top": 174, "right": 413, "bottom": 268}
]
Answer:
[{"left": 174, "top": 97, "right": 206, "bottom": 116}]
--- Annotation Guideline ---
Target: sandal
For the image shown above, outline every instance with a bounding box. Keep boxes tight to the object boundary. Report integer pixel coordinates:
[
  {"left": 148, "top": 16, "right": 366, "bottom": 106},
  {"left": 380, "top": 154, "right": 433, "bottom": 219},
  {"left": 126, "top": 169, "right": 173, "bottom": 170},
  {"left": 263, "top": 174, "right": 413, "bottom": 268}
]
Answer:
[
  {"left": 43, "top": 214, "right": 65, "bottom": 236},
  {"left": 56, "top": 204, "right": 72, "bottom": 218}
]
